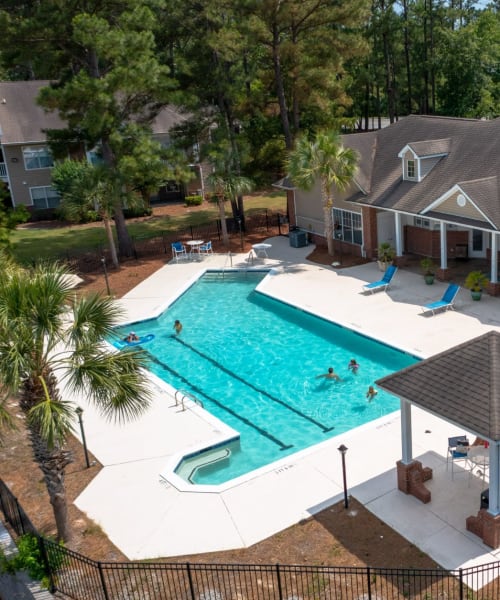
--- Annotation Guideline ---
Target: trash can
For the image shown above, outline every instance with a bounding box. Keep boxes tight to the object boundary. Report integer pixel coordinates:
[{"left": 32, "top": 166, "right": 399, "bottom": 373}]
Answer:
[
  {"left": 289, "top": 229, "right": 308, "bottom": 248},
  {"left": 481, "top": 488, "right": 489, "bottom": 510}
]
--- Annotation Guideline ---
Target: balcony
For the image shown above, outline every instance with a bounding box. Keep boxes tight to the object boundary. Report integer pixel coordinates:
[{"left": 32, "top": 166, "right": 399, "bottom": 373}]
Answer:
[{"left": 0, "top": 162, "right": 7, "bottom": 181}]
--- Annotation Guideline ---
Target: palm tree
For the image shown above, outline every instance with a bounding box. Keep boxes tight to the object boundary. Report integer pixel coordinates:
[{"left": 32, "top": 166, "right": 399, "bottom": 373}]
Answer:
[
  {"left": 52, "top": 160, "right": 123, "bottom": 268},
  {"left": 0, "top": 257, "right": 152, "bottom": 542},
  {"left": 207, "top": 172, "right": 253, "bottom": 248},
  {"left": 286, "top": 131, "right": 358, "bottom": 256}
]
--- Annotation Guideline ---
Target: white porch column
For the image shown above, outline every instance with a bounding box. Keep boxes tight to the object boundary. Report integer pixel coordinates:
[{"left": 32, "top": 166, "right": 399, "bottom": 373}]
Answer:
[
  {"left": 440, "top": 221, "right": 447, "bottom": 270},
  {"left": 488, "top": 443, "right": 500, "bottom": 516},
  {"left": 400, "top": 398, "right": 413, "bottom": 464},
  {"left": 395, "top": 212, "right": 403, "bottom": 256},
  {"left": 491, "top": 233, "right": 498, "bottom": 284}
]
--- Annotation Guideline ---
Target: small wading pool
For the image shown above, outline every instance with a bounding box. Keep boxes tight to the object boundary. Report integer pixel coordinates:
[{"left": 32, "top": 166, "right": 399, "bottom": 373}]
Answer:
[{"left": 115, "top": 270, "right": 418, "bottom": 485}]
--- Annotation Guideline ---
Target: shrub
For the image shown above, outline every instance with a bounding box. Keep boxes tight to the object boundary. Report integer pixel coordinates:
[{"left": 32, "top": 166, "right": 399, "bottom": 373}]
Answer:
[
  {"left": 185, "top": 194, "right": 203, "bottom": 206},
  {"left": 0, "top": 534, "right": 64, "bottom": 588},
  {"left": 123, "top": 205, "right": 153, "bottom": 219}
]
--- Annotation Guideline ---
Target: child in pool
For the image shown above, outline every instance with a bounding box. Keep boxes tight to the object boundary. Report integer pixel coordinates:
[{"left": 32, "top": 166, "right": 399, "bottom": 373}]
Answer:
[
  {"left": 366, "top": 385, "right": 378, "bottom": 402},
  {"left": 348, "top": 359, "right": 360, "bottom": 374}
]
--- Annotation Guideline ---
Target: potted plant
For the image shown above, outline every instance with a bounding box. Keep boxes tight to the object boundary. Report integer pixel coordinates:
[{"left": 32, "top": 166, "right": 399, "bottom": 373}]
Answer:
[
  {"left": 464, "top": 270, "right": 489, "bottom": 301},
  {"left": 377, "top": 242, "right": 396, "bottom": 271},
  {"left": 420, "top": 257, "right": 436, "bottom": 285}
]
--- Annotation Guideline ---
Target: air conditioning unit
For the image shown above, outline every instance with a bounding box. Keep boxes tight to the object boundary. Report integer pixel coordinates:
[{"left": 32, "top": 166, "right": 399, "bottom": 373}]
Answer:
[{"left": 289, "top": 229, "right": 308, "bottom": 248}]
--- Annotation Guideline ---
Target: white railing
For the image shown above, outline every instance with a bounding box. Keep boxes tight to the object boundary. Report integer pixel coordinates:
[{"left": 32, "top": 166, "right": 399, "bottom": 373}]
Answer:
[{"left": 0, "top": 163, "right": 7, "bottom": 179}]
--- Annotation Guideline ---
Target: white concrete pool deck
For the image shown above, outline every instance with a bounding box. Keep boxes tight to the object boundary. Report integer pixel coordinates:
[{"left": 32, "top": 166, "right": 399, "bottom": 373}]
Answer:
[{"left": 72, "top": 237, "right": 500, "bottom": 579}]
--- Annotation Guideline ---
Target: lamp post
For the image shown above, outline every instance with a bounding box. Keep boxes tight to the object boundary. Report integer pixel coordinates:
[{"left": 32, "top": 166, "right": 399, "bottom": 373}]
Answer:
[
  {"left": 75, "top": 407, "right": 90, "bottom": 469},
  {"left": 337, "top": 444, "right": 349, "bottom": 509},
  {"left": 101, "top": 257, "right": 111, "bottom": 296}
]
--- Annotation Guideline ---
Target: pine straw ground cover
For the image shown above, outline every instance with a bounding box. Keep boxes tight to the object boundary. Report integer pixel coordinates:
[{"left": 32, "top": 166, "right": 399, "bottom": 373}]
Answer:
[{"left": 0, "top": 240, "right": 442, "bottom": 572}]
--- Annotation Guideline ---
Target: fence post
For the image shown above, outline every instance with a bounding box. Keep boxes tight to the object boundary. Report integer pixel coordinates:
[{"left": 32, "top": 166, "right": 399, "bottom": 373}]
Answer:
[
  {"left": 458, "top": 567, "right": 463, "bottom": 600},
  {"left": 162, "top": 232, "right": 167, "bottom": 254},
  {"left": 38, "top": 536, "right": 56, "bottom": 594},
  {"left": 186, "top": 562, "right": 196, "bottom": 600},
  {"left": 97, "top": 562, "right": 111, "bottom": 600},
  {"left": 276, "top": 564, "right": 284, "bottom": 600},
  {"left": 265, "top": 208, "right": 269, "bottom": 231},
  {"left": 366, "top": 566, "right": 372, "bottom": 600},
  {"left": 15, "top": 497, "right": 25, "bottom": 535}
]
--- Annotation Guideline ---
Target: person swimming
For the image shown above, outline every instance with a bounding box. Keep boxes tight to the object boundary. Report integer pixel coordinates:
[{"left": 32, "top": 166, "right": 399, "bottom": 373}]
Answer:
[
  {"left": 366, "top": 385, "right": 378, "bottom": 402},
  {"left": 173, "top": 320, "right": 183, "bottom": 335},
  {"left": 125, "top": 331, "right": 139, "bottom": 342},
  {"left": 316, "top": 367, "right": 341, "bottom": 381}
]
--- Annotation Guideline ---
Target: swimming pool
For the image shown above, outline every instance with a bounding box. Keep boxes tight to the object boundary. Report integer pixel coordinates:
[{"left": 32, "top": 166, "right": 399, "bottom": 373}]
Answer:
[{"left": 117, "top": 270, "right": 417, "bottom": 485}]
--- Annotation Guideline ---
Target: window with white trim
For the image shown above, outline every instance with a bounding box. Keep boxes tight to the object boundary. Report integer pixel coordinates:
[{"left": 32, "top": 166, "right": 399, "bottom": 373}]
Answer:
[
  {"left": 333, "top": 208, "right": 363, "bottom": 245},
  {"left": 30, "top": 186, "right": 60, "bottom": 209},
  {"left": 23, "top": 146, "right": 54, "bottom": 170},
  {"left": 413, "top": 216, "right": 431, "bottom": 228},
  {"left": 407, "top": 159, "right": 415, "bottom": 178}
]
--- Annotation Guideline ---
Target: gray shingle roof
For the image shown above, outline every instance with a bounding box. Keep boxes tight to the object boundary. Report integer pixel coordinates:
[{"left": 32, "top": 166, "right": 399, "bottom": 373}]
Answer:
[
  {"left": 407, "top": 138, "right": 451, "bottom": 157},
  {"left": 0, "top": 80, "right": 63, "bottom": 144},
  {"left": 345, "top": 115, "right": 500, "bottom": 229},
  {"left": 376, "top": 330, "right": 500, "bottom": 441},
  {"left": 0, "top": 80, "right": 186, "bottom": 145}
]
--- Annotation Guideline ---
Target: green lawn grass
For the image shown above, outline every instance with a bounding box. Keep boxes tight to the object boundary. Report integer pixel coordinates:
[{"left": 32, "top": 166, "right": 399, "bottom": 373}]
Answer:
[{"left": 11, "top": 191, "right": 287, "bottom": 262}]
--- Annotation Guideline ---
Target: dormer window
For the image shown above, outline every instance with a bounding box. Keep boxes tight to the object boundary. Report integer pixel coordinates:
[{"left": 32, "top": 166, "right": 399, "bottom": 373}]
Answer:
[
  {"left": 398, "top": 139, "right": 450, "bottom": 183},
  {"left": 407, "top": 160, "right": 415, "bottom": 179}
]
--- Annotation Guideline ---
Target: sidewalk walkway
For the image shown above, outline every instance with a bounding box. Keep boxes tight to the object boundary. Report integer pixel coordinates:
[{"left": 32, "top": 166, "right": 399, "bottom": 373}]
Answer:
[{"left": 0, "top": 520, "right": 55, "bottom": 600}]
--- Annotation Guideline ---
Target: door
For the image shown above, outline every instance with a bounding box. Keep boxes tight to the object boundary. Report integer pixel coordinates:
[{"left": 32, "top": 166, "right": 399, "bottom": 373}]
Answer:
[{"left": 469, "top": 229, "right": 486, "bottom": 258}]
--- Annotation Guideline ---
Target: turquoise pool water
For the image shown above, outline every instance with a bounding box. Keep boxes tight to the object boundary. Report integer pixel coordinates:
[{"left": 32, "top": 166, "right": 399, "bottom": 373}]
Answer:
[{"left": 117, "top": 271, "right": 417, "bottom": 485}]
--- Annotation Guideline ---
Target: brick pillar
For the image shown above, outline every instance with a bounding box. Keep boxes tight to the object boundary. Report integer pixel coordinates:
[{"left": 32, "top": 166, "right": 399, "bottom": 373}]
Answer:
[
  {"left": 362, "top": 207, "right": 378, "bottom": 260},
  {"left": 487, "top": 282, "right": 500, "bottom": 297},
  {"left": 397, "top": 460, "right": 432, "bottom": 504},
  {"left": 436, "top": 268, "right": 451, "bottom": 282},
  {"left": 466, "top": 510, "right": 500, "bottom": 548}
]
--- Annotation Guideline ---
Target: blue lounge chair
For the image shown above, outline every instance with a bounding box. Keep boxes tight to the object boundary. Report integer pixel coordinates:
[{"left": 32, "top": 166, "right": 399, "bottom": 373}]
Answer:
[
  {"left": 422, "top": 283, "right": 460, "bottom": 315},
  {"left": 363, "top": 265, "right": 398, "bottom": 294}
]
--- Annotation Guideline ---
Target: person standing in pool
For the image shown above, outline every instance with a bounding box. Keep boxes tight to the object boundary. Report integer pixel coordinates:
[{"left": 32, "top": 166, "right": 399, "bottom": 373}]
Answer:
[
  {"left": 366, "top": 385, "right": 378, "bottom": 402},
  {"left": 316, "top": 367, "right": 341, "bottom": 381},
  {"left": 348, "top": 359, "right": 360, "bottom": 374},
  {"left": 173, "top": 320, "right": 183, "bottom": 335}
]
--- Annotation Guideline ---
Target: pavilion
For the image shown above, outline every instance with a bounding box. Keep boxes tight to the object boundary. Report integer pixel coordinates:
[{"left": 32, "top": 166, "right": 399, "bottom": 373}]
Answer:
[{"left": 377, "top": 330, "right": 500, "bottom": 548}]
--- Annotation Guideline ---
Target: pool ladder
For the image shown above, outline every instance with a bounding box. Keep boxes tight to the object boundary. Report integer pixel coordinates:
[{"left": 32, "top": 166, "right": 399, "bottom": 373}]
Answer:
[{"left": 175, "top": 389, "right": 204, "bottom": 411}]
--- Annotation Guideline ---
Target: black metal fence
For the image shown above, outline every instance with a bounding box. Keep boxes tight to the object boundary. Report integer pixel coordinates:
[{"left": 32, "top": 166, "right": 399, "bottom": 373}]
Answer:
[
  {"left": 46, "top": 209, "right": 287, "bottom": 275},
  {"left": 0, "top": 479, "right": 37, "bottom": 537},
  {"left": 1, "top": 479, "right": 500, "bottom": 599},
  {"left": 36, "top": 537, "right": 500, "bottom": 599}
]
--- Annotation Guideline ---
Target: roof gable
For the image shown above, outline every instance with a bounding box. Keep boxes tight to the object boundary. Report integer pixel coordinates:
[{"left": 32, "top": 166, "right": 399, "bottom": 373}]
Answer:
[{"left": 422, "top": 184, "right": 494, "bottom": 226}]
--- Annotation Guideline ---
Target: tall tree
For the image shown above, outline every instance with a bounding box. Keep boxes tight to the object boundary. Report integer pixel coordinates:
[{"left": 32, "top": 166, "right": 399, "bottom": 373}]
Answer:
[
  {"left": 35, "top": 1, "right": 177, "bottom": 258},
  {"left": 207, "top": 169, "right": 254, "bottom": 247},
  {"left": 0, "top": 258, "right": 152, "bottom": 542},
  {"left": 287, "top": 131, "right": 357, "bottom": 256},
  {"left": 244, "top": 0, "right": 369, "bottom": 147}
]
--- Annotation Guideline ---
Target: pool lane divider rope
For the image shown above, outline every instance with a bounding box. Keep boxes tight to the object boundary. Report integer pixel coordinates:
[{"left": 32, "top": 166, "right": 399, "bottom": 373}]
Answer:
[
  {"left": 145, "top": 352, "right": 293, "bottom": 451},
  {"left": 173, "top": 337, "right": 334, "bottom": 433}
]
